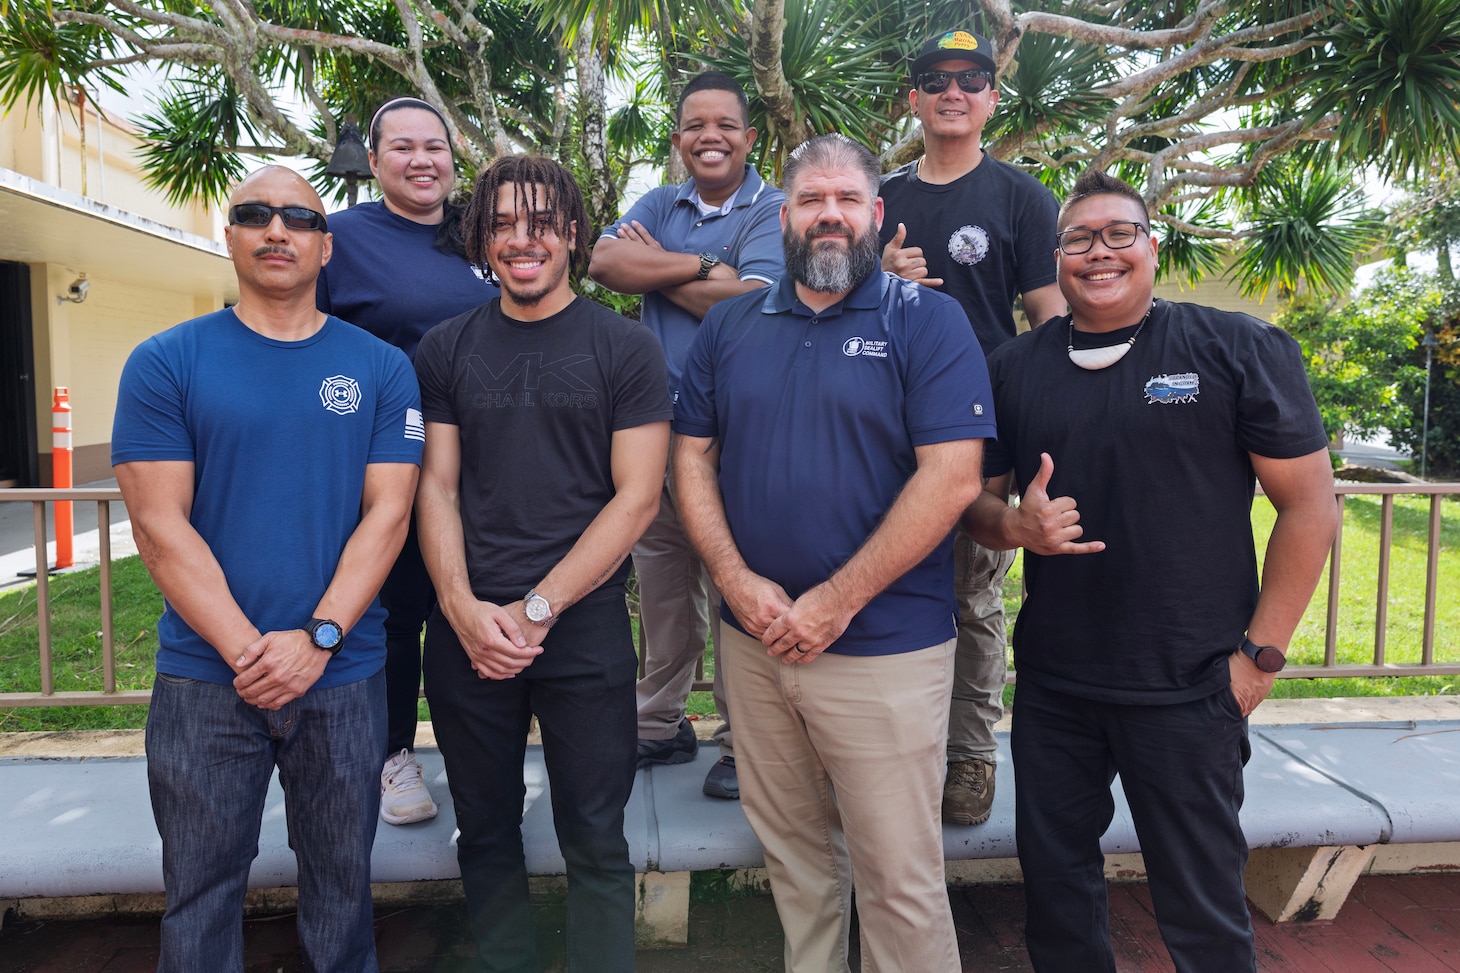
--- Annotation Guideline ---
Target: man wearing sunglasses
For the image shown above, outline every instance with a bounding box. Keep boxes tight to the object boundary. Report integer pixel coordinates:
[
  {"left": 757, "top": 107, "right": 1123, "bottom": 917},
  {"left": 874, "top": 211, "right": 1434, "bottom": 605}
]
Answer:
[
  {"left": 964, "top": 169, "right": 1337, "bottom": 972},
  {"left": 879, "top": 27, "right": 1066, "bottom": 832},
  {"left": 113, "top": 166, "right": 423, "bottom": 972}
]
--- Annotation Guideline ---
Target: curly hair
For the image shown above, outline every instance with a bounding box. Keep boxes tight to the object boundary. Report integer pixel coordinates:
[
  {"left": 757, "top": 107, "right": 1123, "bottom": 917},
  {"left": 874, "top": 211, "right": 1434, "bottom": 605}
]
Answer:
[{"left": 462, "top": 155, "right": 591, "bottom": 279}]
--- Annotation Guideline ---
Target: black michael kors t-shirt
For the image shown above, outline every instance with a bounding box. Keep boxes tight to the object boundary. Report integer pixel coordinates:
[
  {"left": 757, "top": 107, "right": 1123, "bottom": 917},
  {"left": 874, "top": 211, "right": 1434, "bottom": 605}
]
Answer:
[{"left": 415, "top": 296, "right": 671, "bottom": 601}]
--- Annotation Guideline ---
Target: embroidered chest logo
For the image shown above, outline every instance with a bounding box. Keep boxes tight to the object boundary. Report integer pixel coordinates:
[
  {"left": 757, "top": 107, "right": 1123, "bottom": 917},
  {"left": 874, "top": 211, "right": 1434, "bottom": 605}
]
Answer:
[
  {"left": 320, "top": 375, "right": 362, "bottom": 415},
  {"left": 842, "top": 337, "right": 889, "bottom": 359},
  {"left": 948, "top": 225, "right": 990, "bottom": 266},
  {"left": 1145, "top": 372, "right": 1199, "bottom": 405}
]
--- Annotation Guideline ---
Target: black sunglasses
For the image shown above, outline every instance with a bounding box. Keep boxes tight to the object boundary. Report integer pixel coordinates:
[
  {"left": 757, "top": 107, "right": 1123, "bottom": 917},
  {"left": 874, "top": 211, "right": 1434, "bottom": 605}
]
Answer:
[
  {"left": 916, "top": 69, "right": 994, "bottom": 95},
  {"left": 228, "top": 203, "right": 329, "bottom": 232}
]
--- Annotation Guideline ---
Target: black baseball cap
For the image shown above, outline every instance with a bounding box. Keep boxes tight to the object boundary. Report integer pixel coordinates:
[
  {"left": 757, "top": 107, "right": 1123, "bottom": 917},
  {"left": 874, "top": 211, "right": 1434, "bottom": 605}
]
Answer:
[{"left": 910, "top": 29, "right": 997, "bottom": 80}]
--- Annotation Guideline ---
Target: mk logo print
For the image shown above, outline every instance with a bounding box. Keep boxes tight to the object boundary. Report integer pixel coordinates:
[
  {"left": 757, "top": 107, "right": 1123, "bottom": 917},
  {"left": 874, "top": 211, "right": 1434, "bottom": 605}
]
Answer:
[{"left": 463, "top": 353, "right": 600, "bottom": 409}]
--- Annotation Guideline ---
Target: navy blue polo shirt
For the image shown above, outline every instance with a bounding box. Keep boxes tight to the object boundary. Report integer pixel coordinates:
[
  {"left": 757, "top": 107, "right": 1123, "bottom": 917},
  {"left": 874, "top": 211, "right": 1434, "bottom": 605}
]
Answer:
[
  {"left": 674, "top": 263, "right": 996, "bottom": 656},
  {"left": 600, "top": 166, "right": 785, "bottom": 392}
]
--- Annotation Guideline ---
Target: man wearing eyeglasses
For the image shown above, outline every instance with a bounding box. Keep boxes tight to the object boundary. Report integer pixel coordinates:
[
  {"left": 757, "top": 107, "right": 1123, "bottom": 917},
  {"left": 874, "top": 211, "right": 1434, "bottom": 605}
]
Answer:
[
  {"left": 963, "top": 169, "right": 1337, "bottom": 972},
  {"left": 112, "top": 165, "right": 422, "bottom": 972},
  {"left": 878, "top": 27, "right": 1066, "bottom": 830}
]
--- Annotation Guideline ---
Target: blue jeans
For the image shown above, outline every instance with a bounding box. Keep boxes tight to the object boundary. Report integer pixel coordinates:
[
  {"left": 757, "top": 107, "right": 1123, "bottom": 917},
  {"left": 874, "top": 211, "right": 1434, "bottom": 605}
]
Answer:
[
  {"left": 423, "top": 591, "right": 638, "bottom": 973},
  {"left": 1013, "top": 679, "right": 1254, "bottom": 973},
  {"left": 146, "top": 670, "right": 387, "bottom": 973}
]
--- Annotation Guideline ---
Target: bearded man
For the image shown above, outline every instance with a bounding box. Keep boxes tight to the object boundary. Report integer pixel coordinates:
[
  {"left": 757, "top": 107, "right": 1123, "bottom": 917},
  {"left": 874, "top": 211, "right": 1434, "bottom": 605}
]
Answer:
[{"left": 672, "top": 134, "right": 994, "bottom": 973}]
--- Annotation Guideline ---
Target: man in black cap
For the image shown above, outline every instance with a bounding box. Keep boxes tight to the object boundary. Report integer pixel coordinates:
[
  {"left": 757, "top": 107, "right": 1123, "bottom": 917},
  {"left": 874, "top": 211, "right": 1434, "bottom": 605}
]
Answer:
[{"left": 879, "top": 28, "right": 1065, "bottom": 828}]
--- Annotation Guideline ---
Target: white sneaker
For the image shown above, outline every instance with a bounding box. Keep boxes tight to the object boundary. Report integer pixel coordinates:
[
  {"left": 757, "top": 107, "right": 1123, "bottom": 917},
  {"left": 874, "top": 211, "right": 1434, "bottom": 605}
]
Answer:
[{"left": 380, "top": 749, "right": 439, "bottom": 825}]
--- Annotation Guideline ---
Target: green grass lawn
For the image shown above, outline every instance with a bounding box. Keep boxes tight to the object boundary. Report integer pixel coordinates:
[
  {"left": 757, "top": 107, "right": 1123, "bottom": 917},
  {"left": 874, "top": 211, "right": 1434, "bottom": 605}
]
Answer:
[{"left": 3, "top": 491, "right": 1458, "bottom": 732}]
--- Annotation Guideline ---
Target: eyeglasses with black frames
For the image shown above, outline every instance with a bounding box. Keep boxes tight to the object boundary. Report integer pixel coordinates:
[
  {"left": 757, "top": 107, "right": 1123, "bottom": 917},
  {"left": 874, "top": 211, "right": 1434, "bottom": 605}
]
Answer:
[
  {"left": 916, "top": 69, "right": 994, "bottom": 96},
  {"left": 228, "top": 203, "right": 329, "bottom": 232},
  {"left": 1056, "top": 221, "right": 1149, "bottom": 256}
]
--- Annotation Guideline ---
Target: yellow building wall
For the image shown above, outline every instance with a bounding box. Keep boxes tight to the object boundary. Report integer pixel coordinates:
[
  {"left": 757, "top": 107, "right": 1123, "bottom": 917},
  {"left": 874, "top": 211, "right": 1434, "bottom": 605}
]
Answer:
[
  {"left": 3, "top": 94, "right": 222, "bottom": 237},
  {"left": 1156, "top": 269, "right": 1276, "bottom": 322},
  {"left": 4, "top": 93, "right": 228, "bottom": 483}
]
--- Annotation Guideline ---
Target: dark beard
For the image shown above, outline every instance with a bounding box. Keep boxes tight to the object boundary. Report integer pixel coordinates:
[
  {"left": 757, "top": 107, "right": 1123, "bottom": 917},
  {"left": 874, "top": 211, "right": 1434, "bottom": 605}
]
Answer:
[{"left": 784, "top": 221, "right": 879, "bottom": 294}]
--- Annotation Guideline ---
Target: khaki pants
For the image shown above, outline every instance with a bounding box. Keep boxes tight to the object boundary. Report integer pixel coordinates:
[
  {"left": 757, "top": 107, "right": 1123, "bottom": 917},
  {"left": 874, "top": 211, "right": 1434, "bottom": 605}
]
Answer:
[
  {"left": 948, "top": 529, "right": 1016, "bottom": 762},
  {"left": 633, "top": 477, "right": 731, "bottom": 753},
  {"left": 720, "top": 626, "right": 960, "bottom": 973}
]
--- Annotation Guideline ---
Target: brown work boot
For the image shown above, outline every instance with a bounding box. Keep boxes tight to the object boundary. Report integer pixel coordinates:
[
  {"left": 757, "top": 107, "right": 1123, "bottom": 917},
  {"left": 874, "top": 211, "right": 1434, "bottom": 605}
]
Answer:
[{"left": 943, "top": 758, "right": 995, "bottom": 825}]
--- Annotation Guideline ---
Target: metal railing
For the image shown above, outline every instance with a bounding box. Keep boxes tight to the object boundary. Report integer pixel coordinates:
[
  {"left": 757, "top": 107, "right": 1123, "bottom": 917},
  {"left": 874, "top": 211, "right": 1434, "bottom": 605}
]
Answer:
[
  {"left": 3, "top": 482, "right": 1459, "bottom": 708},
  {"left": 1287, "top": 482, "right": 1460, "bottom": 678},
  {"left": 1, "top": 488, "right": 149, "bottom": 707}
]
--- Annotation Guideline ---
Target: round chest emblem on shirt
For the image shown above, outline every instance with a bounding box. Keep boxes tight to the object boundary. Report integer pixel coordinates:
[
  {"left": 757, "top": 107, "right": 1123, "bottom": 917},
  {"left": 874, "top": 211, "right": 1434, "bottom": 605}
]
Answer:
[
  {"left": 843, "top": 337, "right": 865, "bottom": 357},
  {"left": 948, "top": 225, "right": 991, "bottom": 266},
  {"left": 320, "top": 375, "right": 362, "bottom": 415}
]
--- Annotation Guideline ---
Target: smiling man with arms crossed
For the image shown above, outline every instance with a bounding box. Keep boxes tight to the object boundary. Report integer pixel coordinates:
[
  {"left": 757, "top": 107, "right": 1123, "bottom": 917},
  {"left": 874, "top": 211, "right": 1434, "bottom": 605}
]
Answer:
[
  {"left": 113, "top": 165, "right": 422, "bottom": 973},
  {"left": 589, "top": 71, "right": 786, "bottom": 800}
]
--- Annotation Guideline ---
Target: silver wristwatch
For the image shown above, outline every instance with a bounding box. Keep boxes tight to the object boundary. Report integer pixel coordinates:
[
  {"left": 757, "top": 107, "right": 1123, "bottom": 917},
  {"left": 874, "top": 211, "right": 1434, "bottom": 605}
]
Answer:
[{"left": 524, "top": 589, "right": 554, "bottom": 624}]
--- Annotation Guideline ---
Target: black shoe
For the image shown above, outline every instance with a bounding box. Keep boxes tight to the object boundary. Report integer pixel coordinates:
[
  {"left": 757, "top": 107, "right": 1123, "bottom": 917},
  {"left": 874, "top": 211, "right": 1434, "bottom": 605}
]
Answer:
[
  {"left": 702, "top": 755, "right": 739, "bottom": 800},
  {"left": 636, "top": 718, "right": 698, "bottom": 769}
]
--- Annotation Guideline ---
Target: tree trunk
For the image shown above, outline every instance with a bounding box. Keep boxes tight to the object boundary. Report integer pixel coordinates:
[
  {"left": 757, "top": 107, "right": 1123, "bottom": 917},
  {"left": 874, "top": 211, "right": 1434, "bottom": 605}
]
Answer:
[
  {"left": 573, "top": 19, "right": 618, "bottom": 232},
  {"left": 748, "top": 0, "right": 809, "bottom": 155}
]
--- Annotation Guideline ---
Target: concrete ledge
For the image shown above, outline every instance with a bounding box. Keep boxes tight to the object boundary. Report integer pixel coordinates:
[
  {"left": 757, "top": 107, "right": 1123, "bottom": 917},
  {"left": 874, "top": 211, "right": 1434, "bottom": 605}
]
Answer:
[{"left": 6, "top": 700, "right": 1460, "bottom": 943}]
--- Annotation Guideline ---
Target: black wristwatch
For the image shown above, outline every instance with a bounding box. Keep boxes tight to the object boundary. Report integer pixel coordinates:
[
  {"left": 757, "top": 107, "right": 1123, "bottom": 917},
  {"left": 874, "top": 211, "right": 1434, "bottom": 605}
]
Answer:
[
  {"left": 696, "top": 252, "right": 722, "bottom": 280},
  {"left": 305, "top": 617, "right": 344, "bottom": 655},
  {"left": 1239, "top": 636, "right": 1286, "bottom": 673}
]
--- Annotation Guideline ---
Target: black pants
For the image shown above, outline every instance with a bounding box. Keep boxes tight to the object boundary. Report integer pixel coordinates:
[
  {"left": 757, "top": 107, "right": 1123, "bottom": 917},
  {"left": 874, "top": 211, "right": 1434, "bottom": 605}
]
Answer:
[
  {"left": 423, "top": 591, "right": 638, "bottom": 973},
  {"left": 381, "top": 517, "right": 435, "bottom": 756},
  {"left": 1013, "top": 679, "right": 1255, "bottom": 973}
]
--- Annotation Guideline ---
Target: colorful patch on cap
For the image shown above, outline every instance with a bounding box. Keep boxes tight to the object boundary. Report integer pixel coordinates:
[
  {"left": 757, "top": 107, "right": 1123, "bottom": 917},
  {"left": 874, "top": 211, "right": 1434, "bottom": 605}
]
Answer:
[{"left": 939, "top": 31, "right": 979, "bottom": 52}]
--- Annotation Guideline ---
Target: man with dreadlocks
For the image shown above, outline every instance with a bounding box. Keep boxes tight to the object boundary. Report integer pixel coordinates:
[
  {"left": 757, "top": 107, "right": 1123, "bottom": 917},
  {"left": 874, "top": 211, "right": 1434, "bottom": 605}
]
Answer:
[{"left": 414, "top": 155, "right": 671, "bottom": 973}]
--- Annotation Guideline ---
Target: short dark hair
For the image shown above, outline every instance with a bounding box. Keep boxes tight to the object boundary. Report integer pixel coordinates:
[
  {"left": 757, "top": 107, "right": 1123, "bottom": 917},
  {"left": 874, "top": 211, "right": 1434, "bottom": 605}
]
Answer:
[
  {"left": 463, "top": 155, "right": 591, "bottom": 278},
  {"left": 783, "top": 134, "right": 880, "bottom": 199},
  {"left": 1058, "top": 169, "right": 1150, "bottom": 231},
  {"left": 677, "top": 71, "right": 750, "bottom": 128}
]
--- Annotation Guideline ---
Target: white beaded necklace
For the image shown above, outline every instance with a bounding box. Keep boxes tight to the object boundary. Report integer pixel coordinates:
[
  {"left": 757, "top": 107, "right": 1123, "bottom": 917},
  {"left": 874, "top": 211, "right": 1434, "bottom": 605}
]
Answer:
[{"left": 1067, "top": 301, "right": 1155, "bottom": 370}]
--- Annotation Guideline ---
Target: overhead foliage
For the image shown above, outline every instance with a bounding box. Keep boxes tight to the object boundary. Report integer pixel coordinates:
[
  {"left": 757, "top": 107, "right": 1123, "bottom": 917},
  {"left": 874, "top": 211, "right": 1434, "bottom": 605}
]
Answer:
[
  {"left": 1, "top": 0, "right": 1458, "bottom": 290},
  {"left": 1230, "top": 163, "right": 1386, "bottom": 301}
]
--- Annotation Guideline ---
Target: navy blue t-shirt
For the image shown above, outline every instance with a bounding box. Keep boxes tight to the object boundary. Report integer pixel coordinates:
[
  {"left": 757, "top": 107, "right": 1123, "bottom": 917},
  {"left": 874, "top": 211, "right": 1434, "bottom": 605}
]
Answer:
[
  {"left": 674, "top": 265, "right": 996, "bottom": 655},
  {"left": 317, "top": 200, "right": 498, "bottom": 361},
  {"left": 112, "top": 309, "right": 424, "bottom": 687}
]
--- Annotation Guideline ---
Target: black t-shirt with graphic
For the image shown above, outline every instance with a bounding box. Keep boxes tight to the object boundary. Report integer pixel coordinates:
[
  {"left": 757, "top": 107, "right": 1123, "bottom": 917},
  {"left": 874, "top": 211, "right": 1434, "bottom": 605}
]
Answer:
[
  {"left": 879, "top": 156, "right": 1059, "bottom": 355},
  {"left": 983, "top": 300, "right": 1330, "bottom": 703},
  {"left": 415, "top": 296, "right": 672, "bottom": 602}
]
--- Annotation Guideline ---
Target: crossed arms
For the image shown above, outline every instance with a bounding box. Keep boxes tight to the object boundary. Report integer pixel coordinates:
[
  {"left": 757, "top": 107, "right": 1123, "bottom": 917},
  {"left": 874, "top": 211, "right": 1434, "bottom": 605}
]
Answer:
[{"left": 590, "top": 224, "right": 768, "bottom": 321}]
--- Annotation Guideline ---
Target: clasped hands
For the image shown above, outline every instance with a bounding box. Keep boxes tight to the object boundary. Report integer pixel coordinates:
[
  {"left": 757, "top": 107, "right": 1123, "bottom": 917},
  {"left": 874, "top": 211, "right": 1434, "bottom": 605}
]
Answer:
[
  {"left": 721, "top": 570, "right": 853, "bottom": 666},
  {"left": 442, "top": 596, "right": 552, "bottom": 680}
]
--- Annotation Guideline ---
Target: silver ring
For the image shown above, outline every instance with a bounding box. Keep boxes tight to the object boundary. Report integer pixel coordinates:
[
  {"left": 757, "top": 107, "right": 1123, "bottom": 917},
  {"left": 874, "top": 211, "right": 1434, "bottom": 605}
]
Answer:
[{"left": 792, "top": 645, "right": 808, "bottom": 654}]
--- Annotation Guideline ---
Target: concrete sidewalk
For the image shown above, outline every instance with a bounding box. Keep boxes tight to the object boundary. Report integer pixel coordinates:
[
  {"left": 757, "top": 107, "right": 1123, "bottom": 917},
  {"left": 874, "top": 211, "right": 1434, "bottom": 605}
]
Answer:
[{"left": 0, "top": 479, "right": 133, "bottom": 593}]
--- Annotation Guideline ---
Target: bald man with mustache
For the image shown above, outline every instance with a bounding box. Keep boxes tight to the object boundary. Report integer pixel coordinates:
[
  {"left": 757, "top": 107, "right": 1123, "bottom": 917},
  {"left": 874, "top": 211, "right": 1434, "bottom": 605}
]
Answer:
[{"left": 113, "top": 165, "right": 424, "bottom": 972}]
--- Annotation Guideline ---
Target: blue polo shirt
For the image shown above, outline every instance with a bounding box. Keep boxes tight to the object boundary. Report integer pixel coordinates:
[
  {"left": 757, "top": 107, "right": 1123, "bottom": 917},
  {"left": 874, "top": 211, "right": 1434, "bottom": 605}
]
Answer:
[
  {"left": 674, "top": 263, "right": 996, "bottom": 656},
  {"left": 599, "top": 165, "right": 785, "bottom": 391}
]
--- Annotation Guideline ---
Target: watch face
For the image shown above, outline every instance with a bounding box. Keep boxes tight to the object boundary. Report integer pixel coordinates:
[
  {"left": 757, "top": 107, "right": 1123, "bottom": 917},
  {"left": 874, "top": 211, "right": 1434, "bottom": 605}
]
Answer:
[
  {"left": 314, "top": 622, "right": 343, "bottom": 649},
  {"left": 1256, "top": 647, "right": 1286, "bottom": 673},
  {"left": 525, "top": 596, "right": 551, "bottom": 623}
]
